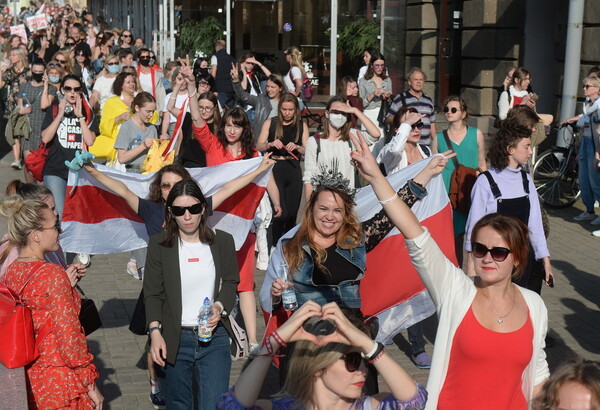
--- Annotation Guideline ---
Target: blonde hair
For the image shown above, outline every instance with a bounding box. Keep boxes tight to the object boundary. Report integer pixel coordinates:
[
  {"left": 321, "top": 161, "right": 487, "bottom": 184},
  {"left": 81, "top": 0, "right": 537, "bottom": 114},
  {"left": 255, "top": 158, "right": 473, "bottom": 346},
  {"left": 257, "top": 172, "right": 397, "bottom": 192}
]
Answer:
[
  {"left": 0, "top": 196, "right": 49, "bottom": 246},
  {"left": 9, "top": 47, "right": 29, "bottom": 69},
  {"left": 285, "top": 46, "right": 306, "bottom": 77}
]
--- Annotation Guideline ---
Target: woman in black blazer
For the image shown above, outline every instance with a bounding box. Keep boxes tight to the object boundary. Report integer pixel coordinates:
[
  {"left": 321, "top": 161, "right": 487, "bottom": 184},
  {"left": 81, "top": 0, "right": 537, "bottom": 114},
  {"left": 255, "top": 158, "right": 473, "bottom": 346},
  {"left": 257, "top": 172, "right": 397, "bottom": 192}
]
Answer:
[{"left": 144, "top": 179, "right": 239, "bottom": 410}]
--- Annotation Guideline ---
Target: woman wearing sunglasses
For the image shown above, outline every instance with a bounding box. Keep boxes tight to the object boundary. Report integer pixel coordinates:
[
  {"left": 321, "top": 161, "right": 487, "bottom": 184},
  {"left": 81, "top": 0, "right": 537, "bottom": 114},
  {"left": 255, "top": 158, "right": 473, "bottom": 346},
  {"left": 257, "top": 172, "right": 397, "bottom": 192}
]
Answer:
[
  {"left": 347, "top": 130, "right": 549, "bottom": 409},
  {"left": 0, "top": 195, "right": 103, "bottom": 409},
  {"left": 73, "top": 43, "right": 95, "bottom": 95},
  {"left": 436, "top": 96, "right": 487, "bottom": 265},
  {"left": 465, "top": 106, "right": 554, "bottom": 293},
  {"left": 41, "top": 75, "right": 95, "bottom": 218},
  {"left": 52, "top": 50, "right": 74, "bottom": 75},
  {"left": 219, "top": 301, "right": 427, "bottom": 409},
  {"left": 144, "top": 179, "right": 240, "bottom": 410}
]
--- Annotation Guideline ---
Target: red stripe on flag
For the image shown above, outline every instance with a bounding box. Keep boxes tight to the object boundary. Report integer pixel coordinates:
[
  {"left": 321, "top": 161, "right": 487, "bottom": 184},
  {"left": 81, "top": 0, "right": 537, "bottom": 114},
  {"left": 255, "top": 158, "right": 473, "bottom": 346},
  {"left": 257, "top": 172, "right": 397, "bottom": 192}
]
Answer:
[
  {"left": 213, "top": 183, "right": 266, "bottom": 220},
  {"left": 360, "top": 203, "right": 456, "bottom": 317},
  {"left": 63, "top": 185, "right": 145, "bottom": 224}
]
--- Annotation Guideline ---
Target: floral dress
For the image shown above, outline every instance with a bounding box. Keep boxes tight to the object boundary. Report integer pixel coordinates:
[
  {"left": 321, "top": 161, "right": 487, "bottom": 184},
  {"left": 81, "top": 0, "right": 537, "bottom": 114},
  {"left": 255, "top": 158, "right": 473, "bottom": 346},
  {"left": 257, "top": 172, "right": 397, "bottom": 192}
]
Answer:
[
  {"left": 3, "top": 261, "right": 99, "bottom": 409},
  {"left": 1, "top": 66, "right": 31, "bottom": 118}
]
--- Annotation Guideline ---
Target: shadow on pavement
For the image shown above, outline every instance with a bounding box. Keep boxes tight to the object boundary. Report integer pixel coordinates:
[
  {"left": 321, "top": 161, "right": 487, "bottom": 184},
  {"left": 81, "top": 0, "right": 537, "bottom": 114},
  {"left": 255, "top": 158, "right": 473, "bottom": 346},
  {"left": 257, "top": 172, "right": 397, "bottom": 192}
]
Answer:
[
  {"left": 97, "top": 297, "right": 139, "bottom": 329},
  {"left": 553, "top": 259, "right": 600, "bottom": 309},
  {"left": 88, "top": 339, "right": 121, "bottom": 404}
]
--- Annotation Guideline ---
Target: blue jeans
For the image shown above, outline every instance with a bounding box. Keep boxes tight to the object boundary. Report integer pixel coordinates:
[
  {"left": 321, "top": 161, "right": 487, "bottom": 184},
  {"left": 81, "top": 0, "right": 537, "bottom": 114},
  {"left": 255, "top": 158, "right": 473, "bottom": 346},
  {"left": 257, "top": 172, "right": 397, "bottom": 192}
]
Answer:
[
  {"left": 408, "top": 322, "right": 426, "bottom": 355},
  {"left": 43, "top": 175, "right": 67, "bottom": 218},
  {"left": 161, "top": 325, "right": 231, "bottom": 410},
  {"left": 578, "top": 136, "right": 600, "bottom": 212}
]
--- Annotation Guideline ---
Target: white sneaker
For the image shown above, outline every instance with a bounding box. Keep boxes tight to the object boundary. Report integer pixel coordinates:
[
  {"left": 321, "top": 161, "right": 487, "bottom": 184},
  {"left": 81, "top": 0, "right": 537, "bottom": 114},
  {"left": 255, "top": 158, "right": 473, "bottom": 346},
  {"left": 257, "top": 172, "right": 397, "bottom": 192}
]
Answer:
[
  {"left": 593, "top": 230, "right": 600, "bottom": 237},
  {"left": 574, "top": 211, "right": 596, "bottom": 221},
  {"left": 11, "top": 160, "right": 22, "bottom": 170},
  {"left": 75, "top": 253, "right": 90, "bottom": 267},
  {"left": 592, "top": 216, "right": 600, "bottom": 226},
  {"left": 126, "top": 260, "right": 142, "bottom": 280}
]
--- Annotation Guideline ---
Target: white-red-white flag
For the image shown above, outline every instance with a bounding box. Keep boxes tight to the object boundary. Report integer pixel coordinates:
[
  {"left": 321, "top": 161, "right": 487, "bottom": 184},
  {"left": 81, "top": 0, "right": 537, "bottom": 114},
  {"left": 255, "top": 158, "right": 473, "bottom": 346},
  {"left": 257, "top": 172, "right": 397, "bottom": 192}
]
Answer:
[{"left": 61, "top": 158, "right": 269, "bottom": 254}]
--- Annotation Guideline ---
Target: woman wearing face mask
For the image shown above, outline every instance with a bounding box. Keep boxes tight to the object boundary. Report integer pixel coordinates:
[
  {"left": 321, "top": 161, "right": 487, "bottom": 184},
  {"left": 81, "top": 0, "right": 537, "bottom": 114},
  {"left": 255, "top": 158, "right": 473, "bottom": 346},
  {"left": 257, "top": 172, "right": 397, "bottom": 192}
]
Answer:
[
  {"left": 232, "top": 67, "right": 285, "bottom": 140},
  {"left": 257, "top": 93, "right": 308, "bottom": 246},
  {"left": 303, "top": 96, "right": 381, "bottom": 200},
  {"left": 89, "top": 54, "right": 119, "bottom": 111},
  {"left": 46, "top": 61, "right": 64, "bottom": 87}
]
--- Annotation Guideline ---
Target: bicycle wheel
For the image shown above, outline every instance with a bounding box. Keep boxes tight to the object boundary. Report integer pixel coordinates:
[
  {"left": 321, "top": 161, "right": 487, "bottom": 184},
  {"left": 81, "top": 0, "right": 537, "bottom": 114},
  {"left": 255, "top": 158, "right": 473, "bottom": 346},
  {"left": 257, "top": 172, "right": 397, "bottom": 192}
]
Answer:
[{"left": 533, "top": 149, "right": 580, "bottom": 208}]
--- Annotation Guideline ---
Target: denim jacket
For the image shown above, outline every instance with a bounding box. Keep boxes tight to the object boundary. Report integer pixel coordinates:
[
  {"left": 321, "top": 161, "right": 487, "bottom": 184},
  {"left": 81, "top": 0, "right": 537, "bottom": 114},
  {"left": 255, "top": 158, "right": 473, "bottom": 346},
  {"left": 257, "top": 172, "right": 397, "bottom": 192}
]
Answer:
[{"left": 291, "top": 237, "right": 367, "bottom": 308}]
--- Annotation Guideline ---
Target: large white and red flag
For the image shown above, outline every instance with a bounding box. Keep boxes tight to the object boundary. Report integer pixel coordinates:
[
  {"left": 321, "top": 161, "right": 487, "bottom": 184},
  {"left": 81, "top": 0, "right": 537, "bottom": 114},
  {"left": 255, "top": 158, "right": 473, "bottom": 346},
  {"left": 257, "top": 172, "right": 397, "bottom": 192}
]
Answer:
[
  {"left": 260, "top": 155, "right": 457, "bottom": 344},
  {"left": 61, "top": 157, "right": 269, "bottom": 254}
]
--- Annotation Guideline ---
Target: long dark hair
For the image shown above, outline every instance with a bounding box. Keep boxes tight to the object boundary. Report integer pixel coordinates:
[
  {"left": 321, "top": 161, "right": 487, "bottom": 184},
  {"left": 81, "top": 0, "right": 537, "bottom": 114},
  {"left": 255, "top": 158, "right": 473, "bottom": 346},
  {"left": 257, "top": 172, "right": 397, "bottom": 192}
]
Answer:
[
  {"left": 275, "top": 93, "right": 301, "bottom": 144},
  {"left": 161, "top": 180, "right": 214, "bottom": 247},
  {"left": 364, "top": 51, "right": 387, "bottom": 81},
  {"left": 146, "top": 164, "right": 192, "bottom": 203},
  {"left": 217, "top": 107, "right": 255, "bottom": 159}
]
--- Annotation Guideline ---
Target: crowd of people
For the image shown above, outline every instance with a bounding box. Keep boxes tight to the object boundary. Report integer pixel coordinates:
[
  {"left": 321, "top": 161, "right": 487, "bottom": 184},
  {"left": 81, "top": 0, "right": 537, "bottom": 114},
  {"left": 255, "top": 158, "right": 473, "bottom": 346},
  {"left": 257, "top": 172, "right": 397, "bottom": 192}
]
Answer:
[{"left": 0, "top": 4, "right": 598, "bottom": 410}]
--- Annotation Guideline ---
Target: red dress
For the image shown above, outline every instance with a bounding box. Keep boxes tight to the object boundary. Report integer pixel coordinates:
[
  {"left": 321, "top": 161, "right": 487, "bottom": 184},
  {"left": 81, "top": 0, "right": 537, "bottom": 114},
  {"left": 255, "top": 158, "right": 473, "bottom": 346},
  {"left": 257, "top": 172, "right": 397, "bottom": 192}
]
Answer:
[
  {"left": 437, "top": 306, "right": 533, "bottom": 409},
  {"left": 193, "top": 123, "right": 259, "bottom": 292},
  {"left": 4, "top": 261, "right": 98, "bottom": 409}
]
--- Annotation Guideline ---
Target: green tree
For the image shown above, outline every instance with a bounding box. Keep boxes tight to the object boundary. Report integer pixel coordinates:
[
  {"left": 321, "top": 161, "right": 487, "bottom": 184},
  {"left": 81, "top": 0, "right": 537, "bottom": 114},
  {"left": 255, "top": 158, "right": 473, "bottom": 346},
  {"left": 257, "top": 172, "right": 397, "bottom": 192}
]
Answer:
[{"left": 179, "top": 16, "right": 224, "bottom": 57}]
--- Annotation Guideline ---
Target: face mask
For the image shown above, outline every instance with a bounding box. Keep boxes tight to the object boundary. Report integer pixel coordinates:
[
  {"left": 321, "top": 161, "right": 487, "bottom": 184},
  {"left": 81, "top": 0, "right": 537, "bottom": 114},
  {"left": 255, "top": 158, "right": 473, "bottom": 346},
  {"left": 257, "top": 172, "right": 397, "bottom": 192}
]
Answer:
[
  {"left": 139, "top": 58, "right": 151, "bottom": 67},
  {"left": 328, "top": 113, "right": 348, "bottom": 129},
  {"left": 163, "top": 79, "right": 171, "bottom": 90},
  {"left": 32, "top": 72, "right": 44, "bottom": 82},
  {"left": 48, "top": 76, "right": 60, "bottom": 83},
  {"left": 148, "top": 58, "right": 155, "bottom": 66},
  {"left": 107, "top": 64, "right": 120, "bottom": 74}
]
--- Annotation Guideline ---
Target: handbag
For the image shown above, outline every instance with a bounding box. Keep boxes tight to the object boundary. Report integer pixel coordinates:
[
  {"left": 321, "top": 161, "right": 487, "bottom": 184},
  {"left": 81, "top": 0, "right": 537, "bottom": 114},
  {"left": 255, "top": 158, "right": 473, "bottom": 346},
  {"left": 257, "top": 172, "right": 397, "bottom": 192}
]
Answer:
[
  {"left": 24, "top": 142, "right": 49, "bottom": 182},
  {"left": 227, "top": 299, "right": 249, "bottom": 361},
  {"left": 76, "top": 285, "right": 102, "bottom": 336},
  {"left": 0, "top": 262, "right": 50, "bottom": 368},
  {"left": 442, "top": 130, "right": 480, "bottom": 213}
]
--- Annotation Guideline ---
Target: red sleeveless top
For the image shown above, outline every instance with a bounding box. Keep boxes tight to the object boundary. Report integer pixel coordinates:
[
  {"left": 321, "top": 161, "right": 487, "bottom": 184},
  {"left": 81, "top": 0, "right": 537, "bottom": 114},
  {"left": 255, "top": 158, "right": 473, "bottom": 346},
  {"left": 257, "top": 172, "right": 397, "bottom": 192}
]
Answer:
[{"left": 437, "top": 306, "right": 533, "bottom": 410}]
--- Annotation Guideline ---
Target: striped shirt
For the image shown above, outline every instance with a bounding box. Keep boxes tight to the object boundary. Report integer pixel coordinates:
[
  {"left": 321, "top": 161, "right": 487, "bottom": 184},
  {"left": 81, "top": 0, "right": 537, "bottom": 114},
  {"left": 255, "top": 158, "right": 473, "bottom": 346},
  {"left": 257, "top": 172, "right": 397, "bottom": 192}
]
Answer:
[{"left": 387, "top": 90, "right": 436, "bottom": 145}]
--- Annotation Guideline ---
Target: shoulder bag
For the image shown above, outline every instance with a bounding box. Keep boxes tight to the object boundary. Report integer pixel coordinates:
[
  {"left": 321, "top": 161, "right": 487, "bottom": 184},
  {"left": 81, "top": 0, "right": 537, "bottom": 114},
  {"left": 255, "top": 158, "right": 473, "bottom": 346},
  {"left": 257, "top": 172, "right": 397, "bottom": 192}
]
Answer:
[{"left": 443, "top": 130, "right": 480, "bottom": 213}]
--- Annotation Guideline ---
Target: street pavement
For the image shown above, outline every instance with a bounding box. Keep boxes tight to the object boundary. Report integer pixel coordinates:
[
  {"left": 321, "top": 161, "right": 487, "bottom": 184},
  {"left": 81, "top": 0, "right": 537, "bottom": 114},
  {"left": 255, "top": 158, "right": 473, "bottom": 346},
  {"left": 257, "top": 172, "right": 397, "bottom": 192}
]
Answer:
[{"left": 0, "top": 163, "right": 598, "bottom": 409}]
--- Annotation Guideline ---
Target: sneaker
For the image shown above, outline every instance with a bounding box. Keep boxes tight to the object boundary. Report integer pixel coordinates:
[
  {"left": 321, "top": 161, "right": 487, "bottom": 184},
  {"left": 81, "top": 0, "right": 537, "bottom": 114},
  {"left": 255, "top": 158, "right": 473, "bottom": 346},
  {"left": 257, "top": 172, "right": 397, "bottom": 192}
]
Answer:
[
  {"left": 11, "top": 160, "right": 22, "bottom": 170},
  {"left": 591, "top": 215, "right": 600, "bottom": 226},
  {"left": 593, "top": 229, "right": 600, "bottom": 237},
  {"left": 75, "top": 253, "right": 90, "bottom": 267},
  {"left": 149, "top": 392, "right": 166, "bottom": 409},
  {"left": 410, "top": 351, "right": 432, "bottom": 369},
  {"left": 573, "top": 211, "right": 596, "bottom": 221},
  {"left": 126, "top": 260, "right": 142, "bottom": 280}
]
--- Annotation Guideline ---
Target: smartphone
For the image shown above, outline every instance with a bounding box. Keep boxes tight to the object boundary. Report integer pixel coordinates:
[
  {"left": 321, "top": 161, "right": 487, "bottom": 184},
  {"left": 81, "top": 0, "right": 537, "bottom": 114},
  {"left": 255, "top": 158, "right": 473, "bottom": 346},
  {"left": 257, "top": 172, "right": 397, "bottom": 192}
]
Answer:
[{"left": 546, "top": 275, "right": 554, "bottom": 288}]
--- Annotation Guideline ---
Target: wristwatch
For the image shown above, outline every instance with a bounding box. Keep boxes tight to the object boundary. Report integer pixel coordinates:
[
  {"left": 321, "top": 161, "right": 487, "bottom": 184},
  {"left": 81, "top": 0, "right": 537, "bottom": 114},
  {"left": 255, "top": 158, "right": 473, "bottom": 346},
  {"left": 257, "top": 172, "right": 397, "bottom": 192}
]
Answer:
[{"left": 147, "top": 323, "right": 162, "bottom": 335}]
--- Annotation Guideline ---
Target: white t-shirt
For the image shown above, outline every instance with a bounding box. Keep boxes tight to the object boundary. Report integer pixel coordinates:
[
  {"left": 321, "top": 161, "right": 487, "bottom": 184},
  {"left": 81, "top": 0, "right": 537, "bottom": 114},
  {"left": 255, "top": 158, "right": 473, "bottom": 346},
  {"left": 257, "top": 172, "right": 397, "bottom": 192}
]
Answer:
[
  {"left": 179, "top": 239, "right": 216, "bottom": 326},
  {"left": 163, "top": 92, "right": 190, "bottom": 123},
  {"left": 92, "top": 76, "right": 116, "bottom": 110},
  {"left": 139, "top": 72, "right": 153, "bottom": 95},
  {"left": 284, "top": 66, "right": 303, "bottom": 93}
]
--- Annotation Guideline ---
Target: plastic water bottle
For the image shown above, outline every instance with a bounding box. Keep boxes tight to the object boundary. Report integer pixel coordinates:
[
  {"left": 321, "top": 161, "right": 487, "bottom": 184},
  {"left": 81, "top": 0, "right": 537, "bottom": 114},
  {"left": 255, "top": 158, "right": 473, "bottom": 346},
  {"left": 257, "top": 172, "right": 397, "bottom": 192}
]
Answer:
[
  {"left": 197, "top": 297, "right": 213, "bottom": 342},
  {"left": 128, "top": 135, "right": 143, "bottom": 151},
  {"left": 280, "top": 262, "right": 298, "bottom": 311},
  {"left": 21, "top": 92, "right": 30, "bottom": 107}
]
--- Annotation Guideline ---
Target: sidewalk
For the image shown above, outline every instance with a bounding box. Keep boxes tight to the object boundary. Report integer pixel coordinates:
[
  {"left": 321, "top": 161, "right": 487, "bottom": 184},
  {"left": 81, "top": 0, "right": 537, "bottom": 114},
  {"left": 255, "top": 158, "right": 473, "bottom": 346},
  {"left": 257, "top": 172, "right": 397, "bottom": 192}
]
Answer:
[{"left": 0, "top": 164, "right": 598, "bottom": 409}]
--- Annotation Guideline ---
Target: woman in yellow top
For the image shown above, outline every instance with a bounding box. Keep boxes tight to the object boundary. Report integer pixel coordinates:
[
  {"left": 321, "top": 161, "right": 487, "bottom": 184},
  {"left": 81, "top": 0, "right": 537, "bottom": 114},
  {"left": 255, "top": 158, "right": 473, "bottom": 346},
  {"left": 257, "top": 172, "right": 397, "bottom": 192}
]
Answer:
[{"left": 91, "top": 71, "right": 158, "bottom": 162}]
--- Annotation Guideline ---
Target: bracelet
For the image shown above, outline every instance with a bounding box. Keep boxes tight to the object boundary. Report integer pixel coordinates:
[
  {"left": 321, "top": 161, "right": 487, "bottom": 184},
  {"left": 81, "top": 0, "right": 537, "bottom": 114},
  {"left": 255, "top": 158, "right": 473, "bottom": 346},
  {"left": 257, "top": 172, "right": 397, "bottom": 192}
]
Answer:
[
  {"left": 363, "top": 341, "right": 385, "bottom": 362},
  {"left": 369, "top": 347, "right": 385, "bottom": 364},
  {"left": 78, "top": 116, "right": 85, "bottom": 121},
  {"left": 189, "top": 89, "right": 197, "bottom": 98},
  {"left": 271, "top": 331, "right": 287, "bottom": 349},
  {"left": 361, "top": 341, "right": 378, "bottom": 359},
  {"left": 378, "top": 193, "right": 398, "bottom": 205},
  {"left": 147, "top": 325, "right": 161, "bottom": 335},
  {"left": 256, "top": 333, "right": 286, "bottom": 358},
  {"left": 169, "top": 96, "right": 177, "bottom": 100}
]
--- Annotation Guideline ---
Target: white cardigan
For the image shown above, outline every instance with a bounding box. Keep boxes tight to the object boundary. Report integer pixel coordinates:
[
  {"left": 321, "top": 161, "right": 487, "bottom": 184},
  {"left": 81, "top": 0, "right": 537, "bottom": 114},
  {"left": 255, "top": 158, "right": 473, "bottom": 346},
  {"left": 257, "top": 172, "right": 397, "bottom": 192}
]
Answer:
[
  {"left": 376, "top": 123, "right": 429, "bottom": 174},
  {"left": 406, "top": 229, "right": 549, "bottom": 410}
]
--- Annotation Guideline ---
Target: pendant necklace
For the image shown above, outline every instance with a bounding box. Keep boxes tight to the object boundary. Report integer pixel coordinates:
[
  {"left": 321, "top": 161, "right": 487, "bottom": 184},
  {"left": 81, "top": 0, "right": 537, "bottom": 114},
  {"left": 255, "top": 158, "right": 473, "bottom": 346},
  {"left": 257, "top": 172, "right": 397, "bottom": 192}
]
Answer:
[{"left": 480, "top": 284, "right": 516, "bottom": 325}]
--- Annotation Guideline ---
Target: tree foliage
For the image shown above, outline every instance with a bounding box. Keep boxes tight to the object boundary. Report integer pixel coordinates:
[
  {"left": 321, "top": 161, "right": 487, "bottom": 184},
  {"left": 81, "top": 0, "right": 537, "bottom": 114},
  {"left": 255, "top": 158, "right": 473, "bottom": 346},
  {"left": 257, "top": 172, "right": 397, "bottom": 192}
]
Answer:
[
  {"left": 179, "top": 16, "right": 224, "bottom": 58},
  {"left": 337, "top": 18, "right": 380, "bottom": 62}
]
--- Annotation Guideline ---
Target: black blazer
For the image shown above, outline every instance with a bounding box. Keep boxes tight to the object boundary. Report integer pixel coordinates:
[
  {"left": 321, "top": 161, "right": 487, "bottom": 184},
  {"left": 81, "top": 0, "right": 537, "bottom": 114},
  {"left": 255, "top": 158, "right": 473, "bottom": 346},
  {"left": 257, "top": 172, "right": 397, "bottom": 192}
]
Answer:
[{"left": 144, "top": 229, "right": 239, "bottom": 364}]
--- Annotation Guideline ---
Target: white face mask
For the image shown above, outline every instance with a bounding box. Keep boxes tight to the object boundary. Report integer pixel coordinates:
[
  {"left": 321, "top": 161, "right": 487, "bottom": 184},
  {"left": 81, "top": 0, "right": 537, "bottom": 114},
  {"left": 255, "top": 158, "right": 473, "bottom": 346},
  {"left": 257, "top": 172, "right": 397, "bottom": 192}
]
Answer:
[{"left": 328, "top": 113, "right": 348, "bottom": 129}]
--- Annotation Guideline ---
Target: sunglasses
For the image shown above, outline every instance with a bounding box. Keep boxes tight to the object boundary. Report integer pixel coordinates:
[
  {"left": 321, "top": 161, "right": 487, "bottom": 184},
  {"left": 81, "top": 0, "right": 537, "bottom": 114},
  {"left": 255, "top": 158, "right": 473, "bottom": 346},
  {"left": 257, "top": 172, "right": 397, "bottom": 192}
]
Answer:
[
  {"left": 443, "top": 107, "right": 460, "bottom": 114},
  {"left": 472, "top": 242, "right": 511, "bottom": 262},
  {"left": 56, "top": 60, "right": 66, "bottom": 64},
  {"left": 583, "top": 84, "right": 597, "bottom": 89},
  {"left": 122, "top": 34, "right": 132, "bottom": 38},
  {"left": 170, "top": 203, "right": 204, "bottom": 217},
  {"left": 411, "top": 121, "right": 424, "bottom": 131},
  {"left": 40, "top": 218, "right": 62, "bottom": 234},
  {"left": 198, "top": 81, "right": 209, "bottom": 86},
  {"left": 63, "top": 86, "right": 82, "bottom": 93},
  {"left": 107, "top": 62, "right": 119, "bottom": 66},
  {"left": 65, "top": 42, "right": 75, "bottom": 47},
  {"left": 139, "top": 56, "right": 151, "bottom": 60},
  {"left": 341, "top": 352, "right": 366, "bottom": 373},
  {"left": 75, "top": 52, "right": 85, "bottom": 56},
  {"left": 373, "top": 64, "right": 385, "bottom": 68}
]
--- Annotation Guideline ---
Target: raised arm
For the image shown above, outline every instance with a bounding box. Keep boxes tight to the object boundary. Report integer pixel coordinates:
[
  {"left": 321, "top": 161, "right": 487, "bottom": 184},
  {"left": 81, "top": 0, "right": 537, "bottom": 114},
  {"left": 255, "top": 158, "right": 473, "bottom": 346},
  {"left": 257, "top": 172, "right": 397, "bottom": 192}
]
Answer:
[
  {"left": 42, "top": 98, "right": 67, "bottom": 143},
  {"left": 83, "top": 163, "right": 140, "bottom": 213},
  {"left": 178, "top": 56, "right": 203, "bottom": 129}
]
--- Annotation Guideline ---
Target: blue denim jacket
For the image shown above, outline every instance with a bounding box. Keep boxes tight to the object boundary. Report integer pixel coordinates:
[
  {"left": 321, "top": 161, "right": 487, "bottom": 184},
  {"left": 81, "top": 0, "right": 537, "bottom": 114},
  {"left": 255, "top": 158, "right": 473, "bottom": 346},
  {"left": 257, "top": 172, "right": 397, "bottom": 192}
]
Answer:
[{"left": 290, "top": 238, "right": 367, "bottom": 308}]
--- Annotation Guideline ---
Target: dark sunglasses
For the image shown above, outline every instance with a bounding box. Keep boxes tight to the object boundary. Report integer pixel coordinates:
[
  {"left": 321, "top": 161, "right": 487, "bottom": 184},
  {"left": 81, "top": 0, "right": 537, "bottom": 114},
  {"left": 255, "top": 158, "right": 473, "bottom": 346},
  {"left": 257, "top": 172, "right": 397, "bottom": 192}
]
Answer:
[
  {"left": 170, "top": 203, "right": 204, "bottom": 217},
  {"left": 40, "top": 218, "right": 62, "bottom": 234},
  {"left": 198, "top": 81, "right": 209, "bottom": 86},
  {"left": 63, "top": 86, "right": 82, "bottom": 93},
  {"left": 107, "top": 62, "right": 119, "bottom": 66},
  {"left": 583, "top": 84, "right": 597, "bottom": 89},
  {"left": 472, "top": 242, "right": 511, "bottom": 262},
  {"left": 122, "top": 34, "right": 132, "bottom": 38},
  {"left": 411, "top": 121, "right": 424, "bottom": 131},
  {"left": 56, "top": 59, "right": 67, "bottom": 64},
  {"left": 341, "top": 352, "right": 366, "bottom": 373},
  {"left": 75, "top": 52, "right": 85, "bottom": 56},
  {"left": 139, "top": 56, "right": 151, "bottom": 60},
  {"left": 443, "top": 107, "right": 460, "bottom": 114},
  {"left": 65, "top": 42, "right": 75, "bottom": 47}
]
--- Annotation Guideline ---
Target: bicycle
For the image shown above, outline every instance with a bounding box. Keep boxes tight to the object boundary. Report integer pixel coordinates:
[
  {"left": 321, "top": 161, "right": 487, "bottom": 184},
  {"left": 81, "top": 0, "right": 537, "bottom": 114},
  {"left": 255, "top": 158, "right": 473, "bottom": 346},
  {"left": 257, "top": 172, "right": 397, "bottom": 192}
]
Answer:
[{"left": 532, "top": 122, "right": 581, "bottom": 208}]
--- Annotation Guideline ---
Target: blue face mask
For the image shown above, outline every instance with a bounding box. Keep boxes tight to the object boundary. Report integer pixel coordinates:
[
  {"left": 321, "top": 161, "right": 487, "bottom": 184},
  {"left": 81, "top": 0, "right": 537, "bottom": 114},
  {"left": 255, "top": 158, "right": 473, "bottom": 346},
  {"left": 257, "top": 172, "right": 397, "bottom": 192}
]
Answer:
[
  {"left": 48, "top": 76, "right": 60, "bottom": 83},
  {"left": 107, "top": 64, "right": 120, "bottom": 74}
]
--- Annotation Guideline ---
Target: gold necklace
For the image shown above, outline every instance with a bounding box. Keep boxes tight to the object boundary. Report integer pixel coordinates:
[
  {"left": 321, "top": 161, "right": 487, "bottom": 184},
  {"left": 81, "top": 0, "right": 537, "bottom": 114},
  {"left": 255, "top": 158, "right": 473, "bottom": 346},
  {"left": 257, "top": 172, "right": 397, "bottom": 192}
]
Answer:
[{"left": 480, "top": 284, "right": 516, "bottom": 325}]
